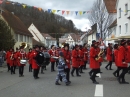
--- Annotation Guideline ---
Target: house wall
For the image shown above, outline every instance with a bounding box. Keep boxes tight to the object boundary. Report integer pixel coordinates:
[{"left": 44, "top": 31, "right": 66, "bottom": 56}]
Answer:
[
  {"left": 88, "top": 31, "right": 97, "bottom": 45},
  {"left": 117, "top": 0, "right": 130, "bottom": 37},
  {"left": 66, "top": 35, "right": 75, "bottom": 46}
]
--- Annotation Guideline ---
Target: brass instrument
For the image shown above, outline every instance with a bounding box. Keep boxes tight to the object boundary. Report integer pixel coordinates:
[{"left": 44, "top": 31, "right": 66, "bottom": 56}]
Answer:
[
  {"left": 10, "top": 53, "right": 14, "bottom": 60},
  {"left": 20, "top": 42, "right": 27, "bottom": 49},
  {"left": 95, "top": 50, "right": 104, "bottom": 61}
]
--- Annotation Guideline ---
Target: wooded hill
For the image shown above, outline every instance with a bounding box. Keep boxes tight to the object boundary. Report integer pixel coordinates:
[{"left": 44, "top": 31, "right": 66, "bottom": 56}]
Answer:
[{"left": 2, "top": 1, "right": 81, "bottom": 38}]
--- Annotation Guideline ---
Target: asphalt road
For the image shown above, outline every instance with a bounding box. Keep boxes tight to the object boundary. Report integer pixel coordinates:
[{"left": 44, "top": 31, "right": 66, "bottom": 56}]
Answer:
[{"left": 0, "top": 62, "right": 130, "bottom": 97}]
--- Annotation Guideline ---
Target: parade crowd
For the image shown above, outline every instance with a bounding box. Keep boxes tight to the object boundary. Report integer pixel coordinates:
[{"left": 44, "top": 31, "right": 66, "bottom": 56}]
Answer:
[{"left": 0, "top": 39, "right": 130, "bottom": 86}]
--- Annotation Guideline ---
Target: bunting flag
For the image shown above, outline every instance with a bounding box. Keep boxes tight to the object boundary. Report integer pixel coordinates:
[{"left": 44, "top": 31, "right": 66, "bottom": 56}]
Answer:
[
  {"left": 33, "top": 6, "right": 37, "bottom": 9},
  {"left": 75, "top": 11, "right": 78, "bottom": 15},
  {"left": 57, "top": 10, "right": 60, "bottom": 12},
  {"left": 66, "top": 11, "right": 70, "bottom": 15},
  {"left": 6, "top": 2, "right": 10, "bottom": 4},
  {"left": 83, "top": 11, "right": 86, "bottom": 14},
  {"left": 48, "top": 9, "right": 51, "bottom": 13},
  {"left": 52, "top": 10, "right": 56, "bottom": 14},
  {"left": 16, "top": 3, "right": 21, "bottom": 6},
  {"left": 62, "top": 10, "right": 65, "bottom": 15},
  {"left": 0, "top": 0, "right": 3, "bottom": 4},
  {"left": 22, "top": 5, "right": 26, "bottom": 8},
  {"left": 79, "top": 11, "right": 82, "bottom": 15},
  {"left": 38, "top": 8, "right": 42, "bottom": 11}
]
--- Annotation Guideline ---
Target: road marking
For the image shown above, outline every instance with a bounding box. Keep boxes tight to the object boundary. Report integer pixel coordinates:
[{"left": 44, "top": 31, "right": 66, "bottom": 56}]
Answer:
[
  {"left": 96, "top": 73, "right": 101, "bottom": 78},
  {"left": 94, "top": 84, "right": 103, "bottom": 97}
]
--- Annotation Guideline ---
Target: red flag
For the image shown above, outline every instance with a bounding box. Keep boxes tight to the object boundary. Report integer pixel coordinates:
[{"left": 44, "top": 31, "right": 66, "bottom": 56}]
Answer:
[
  {"left": 0, "top": 0, "right": 3, "bottom": 4},
  {"left": 62, "top": 10, "right": 65, "bottom": 15}
]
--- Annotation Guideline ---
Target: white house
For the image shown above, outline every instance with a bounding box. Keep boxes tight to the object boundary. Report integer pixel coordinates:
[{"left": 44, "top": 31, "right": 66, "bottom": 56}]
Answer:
[
  {"left": 116, "top": 0, "right": 130, "bottom": 38},
  {"left": 79, "top": 32, "right": 88, "bottom": 45},
  {"left": 41, "top": 33, "right": 57, "bottom": 48},
  {"left": 28, "top": 23, "right": 45, "bottom": 45}
]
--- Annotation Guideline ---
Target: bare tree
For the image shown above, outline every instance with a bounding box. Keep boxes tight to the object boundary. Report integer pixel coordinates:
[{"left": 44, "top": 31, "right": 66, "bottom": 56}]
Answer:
[{"left": 88, "top": 0, "right": 114, "bottom": 40}]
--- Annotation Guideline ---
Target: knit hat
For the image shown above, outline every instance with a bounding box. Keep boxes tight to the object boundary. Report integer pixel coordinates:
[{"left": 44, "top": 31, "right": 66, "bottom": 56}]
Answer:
[
  {"left": 92, "top": 40, "right": 97, "bottom": 44},
  {"left": 120, "top": 39, "right": 127, "bottom": 45}
]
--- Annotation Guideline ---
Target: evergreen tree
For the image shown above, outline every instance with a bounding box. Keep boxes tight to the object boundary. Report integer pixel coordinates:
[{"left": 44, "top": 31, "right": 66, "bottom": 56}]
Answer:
[{"left": 0, "top": 19, "right": 15, "bottom": 50}]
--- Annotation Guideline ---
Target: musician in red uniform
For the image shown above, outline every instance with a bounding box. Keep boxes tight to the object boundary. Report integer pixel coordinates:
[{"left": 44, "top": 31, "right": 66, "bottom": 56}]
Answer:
[
  {"left": 9, "top": 49, "right": 15, "bottom": 74},
  {"left": 31, "top": 45, "right": 40, "bottom": 79},
  {"left": 6, "top": 48, "right": 13, "bottom": 72},
  {"left": 17, "top": 46, "right": 27, "bottom": 77},
  {"left": 113, "top": 44, "right": 120, "bottom": 77},
  {"left": 105, "top": 43, "right": 113, "bottom": 70},
  {"left": 49, "top": 45, "right": 56, "bottom": 72},
  {"left": 79, "top": 45, "right": 85, "bottom": 73},
  {"left": 82, "top": 43, "right": 88, "bottom": 69},
  {"left": 126, "top": 40, "right": 130, "bottom": 73},
  {"left": 27, "top": 48, "right": 32, "bottom": 72},
  {"left": 89, "top": 40, "right": 100, "bottom": 84},
  {"left": 62, "top": 43, "right": 71, "bottom": 82},
  {"left": 71, "top": 44, "right": 81, "bottom": 77},
  {"left": 117, "top": 39, "right": 129, "bottom": 84}
]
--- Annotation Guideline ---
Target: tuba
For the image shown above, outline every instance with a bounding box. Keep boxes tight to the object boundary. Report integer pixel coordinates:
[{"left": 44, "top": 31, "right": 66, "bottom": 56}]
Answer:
[
  {"left": 20, "top": 42, "right": 27, "bottom": 49},
  {"left": 95, "top": 50, "right": 104, "bottom": 61}
]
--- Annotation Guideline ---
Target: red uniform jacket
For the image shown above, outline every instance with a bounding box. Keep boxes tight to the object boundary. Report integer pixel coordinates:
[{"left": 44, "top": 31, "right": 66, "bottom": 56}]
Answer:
[
  {"left": 6, "top": 51, "right": 11, "bottom": 64},
  {"left": 72, "top": 49, "right": 80, "bottom": 68},
  {"left": 89, "top": 47, "right": 100, "bottom": 69},
  {"left": 27, "top": 52, "right": 32, "bottom": 65},
  {"left": 117, "top": 46, "right": 128, "bottom": 67},
  {"left": 114, "top": 49, "right": 118, "bottom": 66},
  {"left": 79, "top": 49, "right": 84, "bottom": 66},
  {"left": 49, "top": 49, "right": 56, "bottom": 62},
  {"left": 31, "top": 50, "right": 40, "bottom": 69},
  {"left": 126, "top": 46, "right": 130, "bottom": 63},
  {"left": 9, "top": 52, "right": 14, "bottom": 66},
  {"left": 17, "top": 51, "right": 27, "bottom": 66},
  {"left": 106, "top": 47, "right": 112, "bottom": 61},
  {"left": 62, "top": 49, "right": 71, "bottom": 69},
  {"left": 82, "top": 48, "right": 88, "bottom": 61},
  {"left": 14, "top": 51, "right": 19, "bottom": 66}
]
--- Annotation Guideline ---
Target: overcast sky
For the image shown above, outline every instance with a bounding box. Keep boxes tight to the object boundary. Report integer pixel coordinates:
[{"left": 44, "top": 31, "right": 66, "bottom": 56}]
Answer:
[{"left": 12, "top": 0, "right": 95, "bottom": 31}]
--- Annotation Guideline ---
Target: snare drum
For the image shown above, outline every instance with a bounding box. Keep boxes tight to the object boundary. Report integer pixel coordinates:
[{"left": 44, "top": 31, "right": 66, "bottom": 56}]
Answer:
[{"left": 20, "top": 59, "right": 27, "bottom": 64}]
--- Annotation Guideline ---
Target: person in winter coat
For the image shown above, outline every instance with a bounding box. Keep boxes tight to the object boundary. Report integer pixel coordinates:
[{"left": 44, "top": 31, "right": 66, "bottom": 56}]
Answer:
[
  {"left": 55, "top": 51, "right": 71, "bottom": 86},
  {"left": 117, "top": 40, "right": 129, "bottom": 84},
  {"left": 89, "top": 40, "right": 100, "bottom": 84},
  {"left": 126, "top": 40, "right": 130, "bottom": 73},
  {"left": 27, "top": 48, "right": 32, "bottom": 72},
  {"left": 71, "top": 44, "right": 81, "bottom": 77}
]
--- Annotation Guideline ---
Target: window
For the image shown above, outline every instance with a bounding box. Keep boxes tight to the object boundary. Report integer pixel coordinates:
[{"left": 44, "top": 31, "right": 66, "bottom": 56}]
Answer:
[
  {"left": 23, "top": 35, "right": 25, "bottom": 42},
  {"left": 20, "top": 35, "right": 23, "bottom": 42},
  {"left": 119, "top": 25, "right": 121, "bottom": 34},
  {"left": 125, "top": 4, "right": 128, "bottom": 15},
  {"left": 26, "top": 36, "right": 29, "bottom": 43},
  {"left": 125, "top": 23, "right": 128, "bottom": 33},
  {"left": 15, "top": 34, "right": 18, "bottom": 41},
  {"left": 29, "top": 37, "right": 32, "bottom": 43},
  {"left": 119, "top": 8, "right": 121, "bottom": 18}
]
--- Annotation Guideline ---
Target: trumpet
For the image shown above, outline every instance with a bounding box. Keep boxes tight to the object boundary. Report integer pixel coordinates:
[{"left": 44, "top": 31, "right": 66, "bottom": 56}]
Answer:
[{"left": 95, "top": 50, "right": 104, "bottom": 61}]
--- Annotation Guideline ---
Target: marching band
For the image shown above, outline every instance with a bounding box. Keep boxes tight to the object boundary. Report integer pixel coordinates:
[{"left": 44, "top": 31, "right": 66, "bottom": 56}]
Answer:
[{"left": 3, "top": 39, "right": 130, "bottom": 85}]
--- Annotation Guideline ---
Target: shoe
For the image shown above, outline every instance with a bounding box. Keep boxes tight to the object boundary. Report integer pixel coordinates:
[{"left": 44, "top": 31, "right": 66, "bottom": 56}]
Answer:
[
  {"left": 117, "top": 78, "right": 122, "bottom": 84},
  {"left": 122, "top": 81, "right": 129, "bottom": 84},
  {"left": 89, "top": 72, "right": 92, "bottom": 76},
  {"left": 21, "top": 75, "right": 24, "bottom": 77},
  {"left": 80, "top": 71, "right": 85, "bottom": 73},
  {"left": 34, "top": 77, "right": 38, "bottom": 79},
  {"left": 109, "top": 69, "right": 113, "bottom": 70},
  {"left": 71, "top": 73, "right": 74, "bottom": 77},
  {"left": 93, "top": 81, "right": 99, "bottom": 84},
  {"left": 77, "top": 75, "right": 81, "bottom": 77},
  {"left": 113, "top": 73, "right": 117, "bottom": 77},
  {"left": 68, "top": 81, "right": 71, "bottom": 83},
  {"left": 100, "top": 72, "right": 103, "bottom": 73},
  {"left": 55, "top": 82, "right": 61, "bottom": 85},
  {"left": 36, "top": 77, "right": 39, "bottom": 79},
  {"left": 66, "top": 81, "right": 71, "bottom": 86},
  {"left": 41, "top": 72, "right": 44, "bottom": 74},
  {"left": 105, "top": 67, "right": 108, "bottom": 70},
  {"left": 95, "top": 76, "right": 99, "bottom": 77}
]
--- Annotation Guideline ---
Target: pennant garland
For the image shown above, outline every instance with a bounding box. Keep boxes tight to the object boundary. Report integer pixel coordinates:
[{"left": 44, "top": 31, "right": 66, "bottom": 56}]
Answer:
[{"left": 3, "top": 1, "right": 130, "bottom": 16}]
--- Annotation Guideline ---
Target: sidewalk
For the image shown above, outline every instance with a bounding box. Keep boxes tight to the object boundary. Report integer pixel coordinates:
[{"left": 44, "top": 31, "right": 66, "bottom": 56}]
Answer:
[{"left": 0, "top": 62, "right": 7, "bottom": 73}]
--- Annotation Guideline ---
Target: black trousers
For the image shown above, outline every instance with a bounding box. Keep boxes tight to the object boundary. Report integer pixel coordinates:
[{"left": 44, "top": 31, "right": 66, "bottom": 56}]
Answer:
[
  {"left": 90, "top": 69, "right": 100, "bottom": 82},
  {"left": 106, "top": 61, "right": 113, "bottom": 69},
  {"left": 41, "top": 66, "right": 44, "bottom": 73},
  {"left": 13, "top": 66, "right": 16, "bottom": 73},
  {"left": 113, "top": 67, "right": 121, "bottom": 77},
  {"left": 83, "top": 61, "right": 87, "bottom": 69},
  {"left": 64, "top": 68, "right": 70, "bottom": 81},
  {"left": 51, "top": 62, "right": 55, "bottom": 71},
  {"left": 11, "top": 66, "right": 14, "bottom": 74},
  {"left": 71, "top": 67, "right": 80, "bottom": 76},
  {"left": 119, "top": 67, "right": 128, "bottom": 82},
  {"left": 29, "top": 64, "right": 32, "bottom": 72},
  {"left": 7, "top": 63, "right": 10, "bottom": 71},
  {"left": 19, "top": 66, "right": 24, "bottom": 76},
  {"left": 79, "top": 65, "right": 84, "bottom": 72},
  {"left": 33, "top": 69, "right": 39, "bottom": 78}
]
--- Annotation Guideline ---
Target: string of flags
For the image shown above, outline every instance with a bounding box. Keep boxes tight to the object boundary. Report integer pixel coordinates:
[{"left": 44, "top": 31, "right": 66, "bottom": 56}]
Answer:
[{"left": 0, "top": 1, "right": 129, "bottom": 16}]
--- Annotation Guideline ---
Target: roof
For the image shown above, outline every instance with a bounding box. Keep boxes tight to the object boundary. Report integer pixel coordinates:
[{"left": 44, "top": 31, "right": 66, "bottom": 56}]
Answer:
[
  {"left": 41, "top": 33, "right": 56, "bottom": 40},
  {"left": 87, "top": 30, "right": 96, "bottom": 36},
  {"left": 69, "top": 34, "right": 80, "bottom": 41},
  {"left": 1, "top": 9, "right": 33, "bottom": 37},
  {"left": 59, "top": 38, "right": 67, "bottom": 43},
  {"left": 32, "top": 38, "right": 44, "bottom": 46},
  {"left": 104, "top": 0, "right": 117, "bottom": 13},
  {"left": 108, "top": 19, "right": 117, "bottom": 29}
]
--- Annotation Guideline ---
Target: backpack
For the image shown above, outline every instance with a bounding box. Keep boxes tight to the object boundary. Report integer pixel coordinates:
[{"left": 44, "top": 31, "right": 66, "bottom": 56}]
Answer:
[
  {"left": 35, "top": 52, "right": 44, "bottom": 66},
  {"left": 43, "top": 51, "right": 50, "bottom": 66}
]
